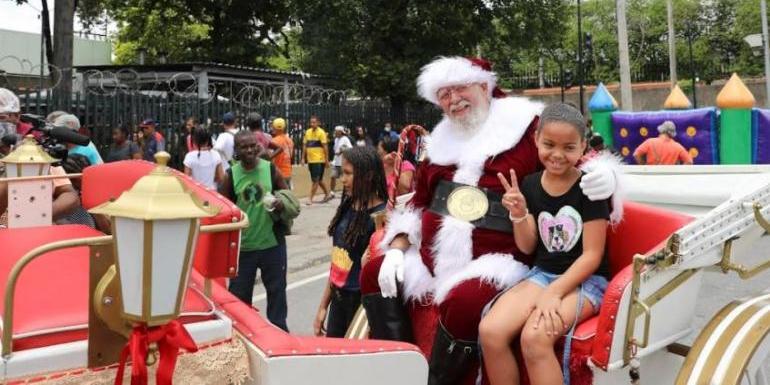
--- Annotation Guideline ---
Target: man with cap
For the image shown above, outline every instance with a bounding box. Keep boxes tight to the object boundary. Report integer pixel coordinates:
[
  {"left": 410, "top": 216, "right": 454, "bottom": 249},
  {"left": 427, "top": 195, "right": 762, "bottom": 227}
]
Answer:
[
  {"left": 54, "top": 114, "right": 103, "bottom": 166},
  {"left": 0, "top": 88, "right": 36, "bottom": 147},
  {"left": 270, "top": 117, "right": 294, "bottom": 187},
  {"left": 0, "top": 88, "right": 78, "bottom": 226},
  {"left": 214, "top": 112, "right": 239, "bottom": 170},
  {"left": 139, "top": 118, "right": 165, "bottom": 161},
  {"left": 633, "top": 120, "right": 693, "bottom": 165},
  {"left": 358, "top": 57, "right": 623, "bottom": 385},
  {"left": 330, "top": 125, "right": 352, "bottom": 196},
  {"left": 246, "top": 112, "right": 283, "bottom": 160}
]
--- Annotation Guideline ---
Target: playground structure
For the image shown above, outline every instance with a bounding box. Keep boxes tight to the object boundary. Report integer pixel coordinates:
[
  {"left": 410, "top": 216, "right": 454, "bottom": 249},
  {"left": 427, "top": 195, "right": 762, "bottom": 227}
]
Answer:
[{"left": 589, "top": 74, "right": 770, "bottom": 166}]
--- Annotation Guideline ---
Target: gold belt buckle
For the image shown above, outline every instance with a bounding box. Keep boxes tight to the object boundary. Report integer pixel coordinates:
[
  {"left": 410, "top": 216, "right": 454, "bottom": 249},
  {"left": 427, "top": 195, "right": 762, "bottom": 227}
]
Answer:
[{"left": 447, "top": 186, "right": 489, "bottom": 222}]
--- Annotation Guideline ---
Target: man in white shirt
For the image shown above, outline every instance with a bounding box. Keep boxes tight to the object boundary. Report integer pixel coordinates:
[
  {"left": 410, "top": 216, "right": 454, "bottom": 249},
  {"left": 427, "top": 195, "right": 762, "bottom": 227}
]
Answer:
[
  {"left": 330, "top": 125, "right": 352, "bottom": 197},
  {"left": 213, "top": 112, "right": 239, "bottom": 170}
]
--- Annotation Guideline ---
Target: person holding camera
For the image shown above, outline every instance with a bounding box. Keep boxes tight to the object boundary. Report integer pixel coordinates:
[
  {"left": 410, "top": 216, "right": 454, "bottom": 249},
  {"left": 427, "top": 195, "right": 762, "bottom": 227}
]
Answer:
[{"left": 0, "top": 88, "right": 79, "bottom": 226}]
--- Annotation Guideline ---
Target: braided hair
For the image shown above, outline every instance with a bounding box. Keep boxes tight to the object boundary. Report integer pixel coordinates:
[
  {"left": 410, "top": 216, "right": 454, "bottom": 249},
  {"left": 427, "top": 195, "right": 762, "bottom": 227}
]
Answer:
[
  {"left": 327, "top": 146, "right": 388, "bottom": 246},
  {"left": 193, "top": 126, "right": 213, "bottom": 158}
]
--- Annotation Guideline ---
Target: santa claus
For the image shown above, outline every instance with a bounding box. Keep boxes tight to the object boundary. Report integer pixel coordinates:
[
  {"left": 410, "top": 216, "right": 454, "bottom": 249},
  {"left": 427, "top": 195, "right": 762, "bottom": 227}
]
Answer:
[{"left": 359, "top": 56, "right": 621, "bottom": 385}]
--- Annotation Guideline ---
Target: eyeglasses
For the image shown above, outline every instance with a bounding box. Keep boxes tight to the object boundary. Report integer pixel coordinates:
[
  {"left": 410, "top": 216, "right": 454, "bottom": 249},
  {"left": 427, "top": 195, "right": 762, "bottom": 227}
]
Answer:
[{"left": 437, "top": 84, "right": 472, "bottom": 102}]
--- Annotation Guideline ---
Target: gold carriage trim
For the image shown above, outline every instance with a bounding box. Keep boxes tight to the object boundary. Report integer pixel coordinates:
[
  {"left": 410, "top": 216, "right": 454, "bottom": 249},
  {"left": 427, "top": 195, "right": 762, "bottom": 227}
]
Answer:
[{"left": 13, "top": 338, "right": 251, "bottom": 385}]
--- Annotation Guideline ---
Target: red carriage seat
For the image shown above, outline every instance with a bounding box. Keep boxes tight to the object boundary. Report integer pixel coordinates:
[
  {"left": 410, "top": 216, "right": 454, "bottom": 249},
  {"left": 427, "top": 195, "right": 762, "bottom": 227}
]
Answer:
[
  {"left": 0, "top": 225, "right": 216, "bottom": 353},
  {"left": 80, "top": 160, "right": 243, "bottom": 279},
  {"left": 584, "top": 201, "right": 692, "bottom": 370}
]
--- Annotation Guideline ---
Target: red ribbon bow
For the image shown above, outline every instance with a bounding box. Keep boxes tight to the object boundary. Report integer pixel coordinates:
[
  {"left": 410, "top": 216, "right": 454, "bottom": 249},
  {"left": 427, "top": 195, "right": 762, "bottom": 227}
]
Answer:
[{"left": 114, "top": 320, "right": 199, "bottom": 385}]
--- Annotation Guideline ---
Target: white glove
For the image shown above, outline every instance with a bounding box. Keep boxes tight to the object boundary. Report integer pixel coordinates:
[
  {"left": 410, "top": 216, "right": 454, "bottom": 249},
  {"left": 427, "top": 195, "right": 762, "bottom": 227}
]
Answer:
[
  {"left": 378, "top": 249, "right": 405, "bottom": 298},
  {"left": 580, "top": 163, "right": 616, "bottom": 201}
]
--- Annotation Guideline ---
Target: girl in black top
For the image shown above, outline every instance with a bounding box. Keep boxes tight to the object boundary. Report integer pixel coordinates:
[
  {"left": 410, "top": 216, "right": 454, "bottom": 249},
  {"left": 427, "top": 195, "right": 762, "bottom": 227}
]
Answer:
[
  {"left": 480, "top": 103, "right": 611, "bottom": 385},
  {"left": 314, "top": 146, "right": 387, "bottom": 337}
]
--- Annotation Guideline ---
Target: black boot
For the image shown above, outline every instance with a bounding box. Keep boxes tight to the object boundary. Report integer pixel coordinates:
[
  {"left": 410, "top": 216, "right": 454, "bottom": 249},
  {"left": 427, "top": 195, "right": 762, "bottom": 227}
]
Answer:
[
  {"left": 361, "top": 294, "right": 414, "bottom": 341},
  {"left": 428, "top": 322, "right": 479, "bottom": 385}
]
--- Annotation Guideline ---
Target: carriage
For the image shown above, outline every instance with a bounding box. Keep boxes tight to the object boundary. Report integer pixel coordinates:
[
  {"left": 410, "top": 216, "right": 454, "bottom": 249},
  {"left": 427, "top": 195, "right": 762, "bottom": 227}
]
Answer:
[{"left": 1, "top": 131, "right": 770, "bottom": 385}]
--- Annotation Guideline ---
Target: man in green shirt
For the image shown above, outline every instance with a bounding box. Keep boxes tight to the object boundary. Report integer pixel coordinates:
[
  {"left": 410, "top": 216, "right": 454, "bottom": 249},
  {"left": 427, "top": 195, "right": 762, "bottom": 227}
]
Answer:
[{"left": 220, "top": 131, "right": 291, "bottom": 331}]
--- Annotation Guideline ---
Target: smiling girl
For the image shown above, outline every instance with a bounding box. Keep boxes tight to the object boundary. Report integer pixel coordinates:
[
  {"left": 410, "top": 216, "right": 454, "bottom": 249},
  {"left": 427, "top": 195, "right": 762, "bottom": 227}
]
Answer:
[{"left": 479, "top": 103, "right": 611, "bottom": 385}]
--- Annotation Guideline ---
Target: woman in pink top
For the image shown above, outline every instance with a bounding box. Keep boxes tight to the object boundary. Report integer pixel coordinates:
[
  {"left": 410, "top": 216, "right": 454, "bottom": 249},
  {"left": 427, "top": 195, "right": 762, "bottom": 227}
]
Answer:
[{"left": 377, "top": 136, "right": 415, "bottom": 196}]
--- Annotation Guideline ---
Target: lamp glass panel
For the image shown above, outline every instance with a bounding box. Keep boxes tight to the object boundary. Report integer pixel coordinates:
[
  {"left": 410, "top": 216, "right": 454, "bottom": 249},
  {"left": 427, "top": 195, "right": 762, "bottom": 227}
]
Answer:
[
  {"left": 21, "top": 164, "right": 42, "bottom": 177},
  {"left": 114, "top": 217, "right": 145, "bottom": 316},
  {"left": 150, "top": 219, "right": 196, "bottom": 316},
  {"left": 5, "top": 164, "right": 19, "bottom": 177}
]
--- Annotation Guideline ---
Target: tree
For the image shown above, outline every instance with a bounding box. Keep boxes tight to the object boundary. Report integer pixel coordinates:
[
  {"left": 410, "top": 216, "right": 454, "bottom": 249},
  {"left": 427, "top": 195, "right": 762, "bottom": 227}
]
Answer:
[
  {"left": 294, "top": 0, "right": 494, "bottom": 115},
  {"left": 480, "top": 0, "right": 570, "bottom": 88},
  {"left": 77, "top": 0, "right": 295, "bottom": 66}
]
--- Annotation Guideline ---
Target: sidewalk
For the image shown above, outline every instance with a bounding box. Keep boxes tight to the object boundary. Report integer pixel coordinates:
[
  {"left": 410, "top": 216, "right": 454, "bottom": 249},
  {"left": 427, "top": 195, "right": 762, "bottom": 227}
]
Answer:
[{"left": 254, "top": 194, "right": 339, "bottom": 286}]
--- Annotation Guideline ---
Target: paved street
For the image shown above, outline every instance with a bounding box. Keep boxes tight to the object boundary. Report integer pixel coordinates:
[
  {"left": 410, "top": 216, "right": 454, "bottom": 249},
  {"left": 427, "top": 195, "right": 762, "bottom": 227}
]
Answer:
[
  {"left": 252, "top": 195, "right": 337, "bottom": 335},
  {"left": 251, "top": 195, "right": 770, "bottom": 373}
]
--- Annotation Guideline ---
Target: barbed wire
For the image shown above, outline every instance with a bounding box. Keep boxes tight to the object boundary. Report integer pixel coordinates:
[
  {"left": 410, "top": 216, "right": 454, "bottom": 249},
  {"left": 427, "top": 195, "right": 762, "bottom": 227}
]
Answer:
[{"left": 1, "top": 56, "right": 353, "bottom": 106}]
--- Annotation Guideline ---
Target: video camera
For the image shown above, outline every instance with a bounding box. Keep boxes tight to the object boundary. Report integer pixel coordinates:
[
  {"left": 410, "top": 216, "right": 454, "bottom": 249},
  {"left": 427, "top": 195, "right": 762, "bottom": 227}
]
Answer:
[{"left": 11, "top": 114, "right": 92, "bottom": 162}]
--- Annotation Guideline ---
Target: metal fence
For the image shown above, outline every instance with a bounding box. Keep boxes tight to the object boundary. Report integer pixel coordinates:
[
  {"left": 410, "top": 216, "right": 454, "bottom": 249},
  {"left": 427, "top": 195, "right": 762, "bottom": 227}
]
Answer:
[{"left": 11, "top": 88, "right": 441, "bottom": 169}]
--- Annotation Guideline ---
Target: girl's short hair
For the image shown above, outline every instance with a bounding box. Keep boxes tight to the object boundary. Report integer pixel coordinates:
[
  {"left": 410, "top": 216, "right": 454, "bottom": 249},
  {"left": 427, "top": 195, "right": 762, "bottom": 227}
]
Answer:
[
  {"left": 193, "top": 126, "right": 213, "bottom": 148},
  {"left": 537, "top": 103, "right": 587, "bottom": 138}
]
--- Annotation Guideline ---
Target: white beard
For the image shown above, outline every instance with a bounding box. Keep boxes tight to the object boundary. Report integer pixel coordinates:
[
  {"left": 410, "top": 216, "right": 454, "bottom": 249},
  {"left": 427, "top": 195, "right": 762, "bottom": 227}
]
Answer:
[{"left": 447, "top": 101, "right": 490, "bottom": 136}]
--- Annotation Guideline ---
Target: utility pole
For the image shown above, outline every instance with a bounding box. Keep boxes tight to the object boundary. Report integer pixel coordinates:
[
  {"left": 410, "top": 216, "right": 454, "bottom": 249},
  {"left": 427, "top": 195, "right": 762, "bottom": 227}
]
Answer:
[
  {"left": 762, "top": 0, "right": 770, "bottom": 108},
  {"left": 577, "top": 0, "right": 584, "bottom": 114},
  {"left": 667, "top": 0, "right": 678, "bottom": 85},
  {"left": 53, "top": 0, "right": 75, "bottom": 108},
  {"left": 617, "top": 0, "right": 633, "bottom": 110}
]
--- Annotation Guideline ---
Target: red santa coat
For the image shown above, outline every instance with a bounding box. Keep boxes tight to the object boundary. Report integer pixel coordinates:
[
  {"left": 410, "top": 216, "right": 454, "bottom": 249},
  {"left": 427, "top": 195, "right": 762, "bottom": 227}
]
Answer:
[{"left": 381, "top": 96, "right": 544, "bottom": 304}]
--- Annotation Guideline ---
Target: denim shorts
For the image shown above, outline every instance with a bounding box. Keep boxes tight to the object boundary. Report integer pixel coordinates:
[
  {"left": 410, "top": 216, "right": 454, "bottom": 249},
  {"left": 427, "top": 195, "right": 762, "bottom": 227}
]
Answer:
[{"left": 525, "top": 266, "right": 609, "bottom": 311}]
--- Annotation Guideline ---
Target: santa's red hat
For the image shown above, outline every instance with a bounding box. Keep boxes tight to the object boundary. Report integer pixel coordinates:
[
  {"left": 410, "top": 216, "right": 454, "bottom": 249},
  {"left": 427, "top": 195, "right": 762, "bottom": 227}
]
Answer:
[{"left": 417, "top": 56, "right": 505, "bottom": 105}]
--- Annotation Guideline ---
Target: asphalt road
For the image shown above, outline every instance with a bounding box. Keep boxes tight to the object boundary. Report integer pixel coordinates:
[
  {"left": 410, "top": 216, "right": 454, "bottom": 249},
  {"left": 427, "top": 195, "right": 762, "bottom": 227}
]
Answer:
[{"left": 251, "top": 196, "right": 770, "bottom": 374}]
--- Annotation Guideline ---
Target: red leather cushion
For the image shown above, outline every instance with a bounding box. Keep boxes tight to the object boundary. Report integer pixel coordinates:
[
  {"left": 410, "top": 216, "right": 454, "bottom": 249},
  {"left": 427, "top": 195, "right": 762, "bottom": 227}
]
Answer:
[
  {"left": 195, "top": 270, "right": 421, "bottom": 357},
  {"left": 222, "top": 299, "right": 420, "bottom": 357},
  {"left": 80, "top": 161, "right": 243, "bottom": 279},
  {"left": 605, "top": 201, "right": 692, "bottom": 276},
  {"left": 590, "top": 202, "right": 693, "bottom": 369},
  {"left": 0, "top": 225, "right": 214, "bottom": 352}
]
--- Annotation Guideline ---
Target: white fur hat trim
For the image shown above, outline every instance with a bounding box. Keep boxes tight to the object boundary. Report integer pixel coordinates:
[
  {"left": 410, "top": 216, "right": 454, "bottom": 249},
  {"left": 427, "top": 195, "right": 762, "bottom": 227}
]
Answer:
[{"left": 417, "top": 57, "right": 497, "bottom": 105}]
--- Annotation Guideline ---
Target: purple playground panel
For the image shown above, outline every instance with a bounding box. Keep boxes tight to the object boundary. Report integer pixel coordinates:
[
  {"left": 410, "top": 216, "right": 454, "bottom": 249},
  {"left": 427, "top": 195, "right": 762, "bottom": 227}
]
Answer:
[
  {"left": 611, "top": 108, "right": 718, "bottom": 165},
  {"left": 754, "top": 109, "right": 770, "bottom": 164}
]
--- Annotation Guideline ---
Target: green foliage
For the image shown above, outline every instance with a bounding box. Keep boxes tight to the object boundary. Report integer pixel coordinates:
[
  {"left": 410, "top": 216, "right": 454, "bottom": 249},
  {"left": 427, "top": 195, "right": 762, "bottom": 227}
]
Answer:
[
  {"left": 76, "top": 0, "right": 294, "bottom": 66},
  {"left": 294, "top": 0, "right": 494, "bottom": 105},
  {"left": 31, "top": 0, "right": 770, "bottom": 100},
  {"left": 537, "top": 0, "right": 769, "bottom": 87}
]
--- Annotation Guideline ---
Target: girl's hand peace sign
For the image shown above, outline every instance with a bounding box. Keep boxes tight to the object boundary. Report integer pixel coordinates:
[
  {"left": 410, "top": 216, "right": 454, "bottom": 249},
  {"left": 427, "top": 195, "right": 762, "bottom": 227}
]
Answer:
[{"left": 498, "top": 169, "right": 528, "bottom": 220}]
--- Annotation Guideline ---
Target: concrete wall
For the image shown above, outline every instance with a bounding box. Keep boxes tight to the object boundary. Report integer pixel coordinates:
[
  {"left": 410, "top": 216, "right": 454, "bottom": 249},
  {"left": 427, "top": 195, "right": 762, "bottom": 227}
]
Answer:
[
  {"left": 522, "top": 78, "right": 770, "bottom": 116},
  {"left": 0, "top": 28, "right": 111, "bottom": 76}
]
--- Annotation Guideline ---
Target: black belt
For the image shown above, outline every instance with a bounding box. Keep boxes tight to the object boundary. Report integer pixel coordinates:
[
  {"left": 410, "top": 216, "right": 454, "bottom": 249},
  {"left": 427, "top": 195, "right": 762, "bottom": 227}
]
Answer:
[{"left": 428, "top": 180, "right": 512, "bottom": 233}]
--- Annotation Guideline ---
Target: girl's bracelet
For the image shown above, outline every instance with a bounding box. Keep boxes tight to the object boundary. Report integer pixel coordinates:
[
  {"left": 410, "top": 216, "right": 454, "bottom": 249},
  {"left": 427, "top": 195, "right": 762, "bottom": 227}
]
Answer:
[{"left": 509, "top": 209, "right": 529, "bottom": 224}]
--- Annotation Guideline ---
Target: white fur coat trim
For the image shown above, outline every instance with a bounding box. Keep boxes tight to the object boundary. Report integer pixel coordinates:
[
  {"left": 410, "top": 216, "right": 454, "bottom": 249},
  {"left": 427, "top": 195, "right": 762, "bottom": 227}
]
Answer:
[
  {"left": 430, "top": 215, "right": 475, "bottom": 281},
  {"left": 433, "top": 253, "right": 530, "bottom": 305},
  {"left": 380, "top": 206, "right": 423, "bottom": 249},
  {"left": 426, "top": 97, "right": 544, "bottom": 167},
  {"left": 401, "top": 245, "right": 434, "bottom": 302},
  {"left": 579, "top": 151, "right": 626, "bottom": 224}
]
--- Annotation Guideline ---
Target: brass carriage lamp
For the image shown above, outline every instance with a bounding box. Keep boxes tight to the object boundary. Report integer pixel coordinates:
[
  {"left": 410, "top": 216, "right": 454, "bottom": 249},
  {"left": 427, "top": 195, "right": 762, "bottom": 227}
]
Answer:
[
  {"left": 1, "top": 135, "right": 57, "bottom": 177},
  {"left": 89, "top": 152, "right": 218, "bottom": 326}
]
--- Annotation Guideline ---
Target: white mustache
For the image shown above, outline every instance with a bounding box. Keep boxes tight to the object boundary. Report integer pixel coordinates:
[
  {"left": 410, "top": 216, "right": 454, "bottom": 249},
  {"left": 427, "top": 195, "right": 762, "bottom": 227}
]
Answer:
[{"left": 449, "top": 100, "right": 471, "bottom": 113}]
